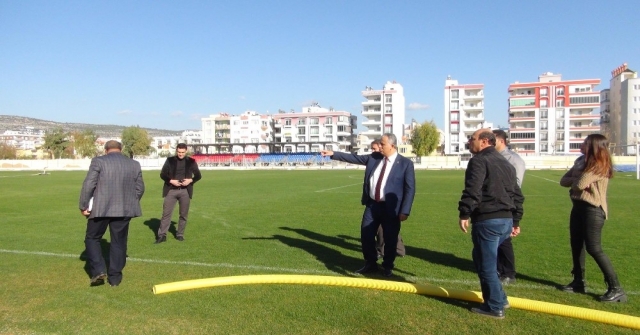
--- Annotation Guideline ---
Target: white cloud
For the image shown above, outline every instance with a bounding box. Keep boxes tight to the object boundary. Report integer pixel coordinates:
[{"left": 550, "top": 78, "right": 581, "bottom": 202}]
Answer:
[
  {"left": 170, "top": 111, "right": 184, "bottom": 117},
  {"left": 407, "top": 103, "right": 430, "bottom": 111},
  {"left": 117, "top": 109, "right": 133, "bottom": 115}
]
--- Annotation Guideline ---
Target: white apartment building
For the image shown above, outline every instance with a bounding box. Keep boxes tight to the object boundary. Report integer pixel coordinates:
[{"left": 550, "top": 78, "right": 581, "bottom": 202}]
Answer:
[
  {"left": 272, "top": 104, "right": 356, "bottom": 153},
  {"left": 508, "top": 72, "right": 600, "bottom": 154},
  {"left": 602, "top": 63, "right": 640, "bottom": 155},
  {"left": 0, "top": 127, "right": 46, "bottom": 150},
  {"left": 201, "top": 111, "right": 273, "bottom": 153},
  {"left": 443, "top": 76, "right": 486, "bottom": 154},
  {"left": 360, "top": 81, "right": 406, "bottom": 152}
]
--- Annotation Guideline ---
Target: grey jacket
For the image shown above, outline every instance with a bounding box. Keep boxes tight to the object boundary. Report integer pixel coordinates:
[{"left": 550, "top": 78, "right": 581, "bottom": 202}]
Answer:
[{"left": 79, "top": 152, "right": 145, "bottom": 218}]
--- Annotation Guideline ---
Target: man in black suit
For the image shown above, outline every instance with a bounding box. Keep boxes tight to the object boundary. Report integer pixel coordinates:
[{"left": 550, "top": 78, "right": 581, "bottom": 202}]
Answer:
[
  {"left": 79, "top": 140, "right": 145, "bottom": 287},
  {"left": 370, "top": 139, "right": 406, "bottom": 259},
  {"left": 156, "top": 143, "right": 202, "bottom": 243},
  {"left": 321, "top": 133, "right": 416, "bottom": 277}
]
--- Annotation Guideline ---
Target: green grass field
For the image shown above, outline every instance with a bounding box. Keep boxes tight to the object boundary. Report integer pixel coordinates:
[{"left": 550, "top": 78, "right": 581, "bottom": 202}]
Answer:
[{"left": 1, "top": 169, "right": 639, "bottom": 334}]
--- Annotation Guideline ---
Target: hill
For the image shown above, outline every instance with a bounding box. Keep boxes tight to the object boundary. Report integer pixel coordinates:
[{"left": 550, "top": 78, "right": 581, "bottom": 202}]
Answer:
[{"left": 0, "top": 115, "right": 183, "bottom": 138}]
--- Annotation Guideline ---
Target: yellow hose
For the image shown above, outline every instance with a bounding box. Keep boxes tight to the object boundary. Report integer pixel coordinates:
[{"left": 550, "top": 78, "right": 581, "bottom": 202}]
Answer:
[{"left": 153, "top": 274, "right": 640, "bottom": 330}]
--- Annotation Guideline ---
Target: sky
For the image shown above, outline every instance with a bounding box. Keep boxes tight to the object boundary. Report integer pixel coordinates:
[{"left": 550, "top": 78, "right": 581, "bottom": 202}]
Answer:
[{"left": 1, "top": 0, "right": 639, "bottom": 132}]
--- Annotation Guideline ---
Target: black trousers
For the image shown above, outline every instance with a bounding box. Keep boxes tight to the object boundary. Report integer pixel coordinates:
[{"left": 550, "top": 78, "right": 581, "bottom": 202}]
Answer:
[
  {"left": 85, "top": 217, "right": 131, "bottom": 285},
  {"left": 361, "top": 200, "right": 401, "bottom": 270},
  {"left": 376, "top": 226, "right": 406, "bottom": 257},
  {"left": 497, "top": 237, "right": 516, "bottom": 278},
  {"left": 569, "top": 200, "right": 618, "bottom": 280}
]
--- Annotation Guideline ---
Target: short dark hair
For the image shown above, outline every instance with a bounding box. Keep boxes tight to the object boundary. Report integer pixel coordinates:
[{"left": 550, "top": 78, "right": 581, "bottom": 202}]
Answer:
[
  {"left": 492, "top": 129, "right": 508, "bottom": 144},
  {"left": 370, "top": 139, "right": 381, "bottom": 146},
  {"left": 478, "top": 130, "right": 496, "bottom": 146},
  {"left": 104, "top": 140, "right": 122, "bottom": 151},
  {"left": 176, "top": 143, "right": 188, "bottom": 150}
]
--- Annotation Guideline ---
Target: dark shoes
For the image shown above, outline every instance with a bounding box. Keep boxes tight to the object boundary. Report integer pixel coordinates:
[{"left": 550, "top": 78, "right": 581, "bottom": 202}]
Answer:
[
  {"left": 470, "top": 306, "right": 505, "bottom": 319},
  {"left": 155, "top": 235, "right": 167, "bottom": 244},
  {"left": 500, "top": 276, "right": 516, "bottom": 285},
  {"left": 90, "top": 273, "right": 107, "bottom": 286},
  {"left": 600, "top": 287, "right": 627, "bottom": 303},
  {"left": 355, "top": 263, "right": 379, "bottom": 274},
  {"left": 561, "top": 279, "right": 586, "bottom": 293},
  {"left": 382, "top": 268, "right": 393, "bottom": 277},
  {"left": 176, "top": 236, "right": 184, "bottom": 242}
]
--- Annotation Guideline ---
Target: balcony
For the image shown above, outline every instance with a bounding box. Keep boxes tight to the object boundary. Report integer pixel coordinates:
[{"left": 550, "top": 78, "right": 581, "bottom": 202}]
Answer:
[
  {"left": 362, "top": 109, "right": 381, "bottom": 115},
  {"left": 362, "top": 99, "right": 382, "bottom": 106},
  {"left": 463, "top": 103, "right": 483, "bottom": 110}
]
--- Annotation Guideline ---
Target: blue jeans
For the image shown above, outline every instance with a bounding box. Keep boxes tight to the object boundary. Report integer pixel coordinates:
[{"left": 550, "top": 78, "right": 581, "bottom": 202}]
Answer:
[{"left": 471, "top": 218, "right": 512, "bottom": 312}]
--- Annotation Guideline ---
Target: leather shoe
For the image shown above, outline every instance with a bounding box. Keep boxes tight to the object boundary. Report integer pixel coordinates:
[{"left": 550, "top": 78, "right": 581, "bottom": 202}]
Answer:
[
  {"left": 355, "top": 263, "right": 379, "bottom": 274},
  {"left": 155, "top": 236, "right": 166, "bottom": 244},
  {"left": 90, "top": 273, "right": 107, "bottom": 286},
  {"left": 382, "top": 268, "right": 393, "bottom": 277},
  {"left": 471, "top": 306, "right": 504, "bottom": 319},
  {"left": 176, "top": 236, "right": 184, "bottom": 241},
  {"left": 500, "top": 276, "right": 516, "bottom": 285}
]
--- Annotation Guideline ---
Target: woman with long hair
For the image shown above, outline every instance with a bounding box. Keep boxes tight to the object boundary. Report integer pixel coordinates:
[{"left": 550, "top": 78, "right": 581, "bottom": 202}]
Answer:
[{"left": 559, "top": 134, "right": 626, "bottom": 302}]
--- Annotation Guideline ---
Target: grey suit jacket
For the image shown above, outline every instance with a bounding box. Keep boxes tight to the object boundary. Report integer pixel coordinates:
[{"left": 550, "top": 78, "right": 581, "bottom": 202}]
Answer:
[{"left": 79, "top": 152, "right": 145, "bottom": 218}]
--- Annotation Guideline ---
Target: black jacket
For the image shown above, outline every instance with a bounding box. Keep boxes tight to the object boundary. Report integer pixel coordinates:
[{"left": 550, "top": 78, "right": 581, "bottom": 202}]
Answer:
[
  {"left": 160, "top": 156, "right": 202, "bottom": 198},
  {"left": 458, "top": 146, "right": 524, "bottom": 226}
]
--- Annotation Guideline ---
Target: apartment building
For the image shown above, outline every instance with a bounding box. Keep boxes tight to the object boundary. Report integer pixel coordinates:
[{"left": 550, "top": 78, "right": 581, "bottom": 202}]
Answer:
[
  {"left": 272, "top": 104, "right": 356, "bottom": 153},
  {"left": 602, "top": 63, "right": 640, "bottom": 155},
  {"left": 360, "top": 81, "right": 406, "bottom": 152},
  {"left": 443, "top": 76, "right": 485, "bottom": 154},
  {"left": 508, "top": 72, "right": 600, "bottom": 154},
  {"left": 201, "top": 111, "right": 273, "bottom": 153},
  {"left": 0, "top": 127, "right": 45, "bottom": 151}
]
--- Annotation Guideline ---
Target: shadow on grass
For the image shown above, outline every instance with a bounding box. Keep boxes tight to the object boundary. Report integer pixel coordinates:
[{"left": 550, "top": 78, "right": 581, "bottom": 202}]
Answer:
[
  {"left": 79, "top": 238, "right": 110, "bottom": 279},
  {"left": 143, "top": 218, "right": 177, "bottom": 239}
]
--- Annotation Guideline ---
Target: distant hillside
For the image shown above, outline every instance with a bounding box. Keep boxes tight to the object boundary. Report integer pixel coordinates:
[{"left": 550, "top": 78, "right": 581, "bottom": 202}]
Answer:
[{"left": 0, "top": 115, "right": 183, "bottom": 138}]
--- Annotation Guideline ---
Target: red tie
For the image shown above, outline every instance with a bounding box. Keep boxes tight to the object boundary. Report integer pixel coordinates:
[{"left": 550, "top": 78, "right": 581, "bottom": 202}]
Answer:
[{"left": 375, "top": 158, "right": 387, "bottom": 201}]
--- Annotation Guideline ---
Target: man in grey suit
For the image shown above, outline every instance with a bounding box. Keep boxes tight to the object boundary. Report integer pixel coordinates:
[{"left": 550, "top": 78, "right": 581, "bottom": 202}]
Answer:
[
  {"left": 79, "top": 140, "right": 145, "bottom": 287},
  {"left": 321, "top": 133, "right": 416, "bottom": 277}
]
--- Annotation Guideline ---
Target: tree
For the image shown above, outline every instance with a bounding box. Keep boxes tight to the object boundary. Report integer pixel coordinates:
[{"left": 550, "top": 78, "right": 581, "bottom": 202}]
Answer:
[
  {"left": 410, "top": 120, "right": 440, "bottom": 156},
  {"left": 0, "top": 142, "right": 17, "bottom": 159},
  {"left": 121, "top": 126, "right": 152, "bottom": 158},
  {"left": 72, "top": 129, "right": 99, "bottom": 158},
  {"left": 42, "top": 128, "right": 70, "bottom": 159}
]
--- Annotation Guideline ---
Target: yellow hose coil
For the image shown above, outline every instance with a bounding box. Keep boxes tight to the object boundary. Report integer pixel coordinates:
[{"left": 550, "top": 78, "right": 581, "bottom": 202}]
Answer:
[{"left": 153, "top": 275, "right": 640, "bottom": 330}]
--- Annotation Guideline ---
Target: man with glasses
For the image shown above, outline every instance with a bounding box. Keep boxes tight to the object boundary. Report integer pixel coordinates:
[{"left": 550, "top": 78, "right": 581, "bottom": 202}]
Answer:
[{"left": 458, "top": 129, "right": 524, "bottom": 319}]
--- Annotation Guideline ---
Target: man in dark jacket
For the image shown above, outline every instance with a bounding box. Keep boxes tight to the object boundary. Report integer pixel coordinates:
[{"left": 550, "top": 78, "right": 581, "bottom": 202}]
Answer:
[
  {"left": 156, "top": 143, "right": 202, "bottom": 243},
  {"left": 458, "top": 129, "right": 524, "bottom": 319},
  {"left": 79, "top": 140, "right": 145, "bottom": 287}
]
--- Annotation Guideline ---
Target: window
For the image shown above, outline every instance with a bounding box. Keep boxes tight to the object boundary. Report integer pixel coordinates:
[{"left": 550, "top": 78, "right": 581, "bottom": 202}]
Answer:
[
  {"left": 556, "top": 121, "right": 564, "bottom": 130},
  {"left": 556, "top": 99, "right": 565, "bottom": 107},
  {"left": 451, "top": 134, "right": 459, "bottom": 143},
  {"left": 509, "top": 98, "right": 535, "bottom": 107},
  {"left": 285, "top": 119, "right": 291, "bottom": 126},
  {"left": 556, "top": 109, "right": 565, "bottom": 118},
  {"left": 524, "top": 144, "right": 534, "bottom": 150},
  {"left": 511, "top": 132, "right": 535, "bottom": 139},
  {"left": 540, "top": 88, "right": 548, "bottom": 97},
  {"left": 569, "top": 143, "right": 581, "bottom": 149},
  {"left": 540, "top": 99, "right": 548, "bottom": 107},
  {"left": 326, "top": 126, "right": 333, "bottom": 134},
  {"left": 261, "top": 121, "right": 268, "bottom": 127},
  {"left": 573, "top": 133, "right": 582, "bottom": 138},
  {"left": 385, "top": 94, "right": 393, "bottom": 103},
  {"left": 556, "top": 143, "right": 564, "bottom": 151},
  {"left": 569, "top": 96, "right": 599, "bottom": 104},
  {"left": 325, "top": 117, "right": 332, "bottom": 124},
  {"left": 451, "top": 90, "right": 459, "bottom": 99},
  {"left": 310, "top": 127, "right": 319, "bottom": 135},
  {"left": 450, "top": 124, "right": 459, "bottom": 132},
  {"left": 556, "top": 132, "right": 565, "bottom": 140},
  {"left": 451, "top": 112, "right": 459, "bottom": 121},
  {"left": 310, "top": 118, "right": 319, "bottom": 125},
  {"left": 540, "top": 121, "right": 548, "bottom": 130},
  {"left": 451, "top": 102, "right": 459, "bottom": 109},
  {"left": 337, "top": 125, "right": 347, "bottom": 132},
  {"left": 298, "top": 118, "right": 306, "bottom": 125},
  {"left": 298, "top": 128, "right": 306, "bottom": 135},
  {"left": 540, "top": 109, "right": 548, "bottom": 119},
  {"left": 541, "top": 144, "right": 548, "bottom": 151}
]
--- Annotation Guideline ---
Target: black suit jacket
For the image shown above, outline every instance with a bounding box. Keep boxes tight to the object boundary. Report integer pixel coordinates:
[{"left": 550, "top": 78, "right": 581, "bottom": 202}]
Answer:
[{"left": 160, "top": 156, "right": 202, "bottom": 198}]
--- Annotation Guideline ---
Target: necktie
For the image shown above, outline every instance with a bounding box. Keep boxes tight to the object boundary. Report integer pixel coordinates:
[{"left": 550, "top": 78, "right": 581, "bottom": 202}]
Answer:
[{"left": 375, "top": 158, "right": 387, "bottom": 201}]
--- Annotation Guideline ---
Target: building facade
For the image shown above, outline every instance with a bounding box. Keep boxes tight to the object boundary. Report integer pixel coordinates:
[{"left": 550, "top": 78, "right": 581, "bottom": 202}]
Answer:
[
  {"left": 602, "top": 63, "right": 640, "bottom": 155},
  {"left": 272, "top": 104, "right": 356, "bottom": 153},
  {"left": 443, "top": 76, "right": 485, "bottom": 154},
  {"left": 508, "top": 72, "right": 600, "bottom": 154},
  {"left": 201, "top": 111, "right": 273, "bottom": 153},
  {"left": 360, "top": 81, "right": 406, "bottom": 152}
]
